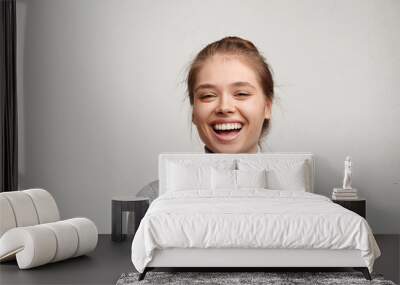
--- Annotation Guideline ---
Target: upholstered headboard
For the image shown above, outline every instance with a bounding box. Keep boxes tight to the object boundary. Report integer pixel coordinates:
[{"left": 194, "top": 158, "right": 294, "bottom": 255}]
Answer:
[{"left": 158, "top": 153, "right": 315, "bottom": 195}]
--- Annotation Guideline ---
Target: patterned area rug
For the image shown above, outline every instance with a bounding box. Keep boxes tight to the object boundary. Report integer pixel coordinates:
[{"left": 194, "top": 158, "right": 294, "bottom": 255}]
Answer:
[{"left": 116, "top": 271, "right": 396, "bottom": 285}]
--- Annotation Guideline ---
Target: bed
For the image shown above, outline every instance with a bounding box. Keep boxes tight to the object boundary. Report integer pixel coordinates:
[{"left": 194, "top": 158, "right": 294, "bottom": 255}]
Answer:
[{"left": 131, "top": 153, "right": 381, "bottom": 280}]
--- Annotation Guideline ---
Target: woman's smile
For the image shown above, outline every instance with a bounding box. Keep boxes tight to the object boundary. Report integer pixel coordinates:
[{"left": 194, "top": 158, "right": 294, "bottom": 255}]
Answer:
[{"left": 210, "top": 121, "right": 244, "bottom": 143}]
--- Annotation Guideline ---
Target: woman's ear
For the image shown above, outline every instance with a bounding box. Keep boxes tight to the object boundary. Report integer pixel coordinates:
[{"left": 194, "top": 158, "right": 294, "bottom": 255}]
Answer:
[{"left": 264, "top": 101, "right": 272, "bottom": 119}]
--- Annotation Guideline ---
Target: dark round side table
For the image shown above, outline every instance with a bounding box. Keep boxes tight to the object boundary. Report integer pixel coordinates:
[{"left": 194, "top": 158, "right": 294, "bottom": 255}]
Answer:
[
  {"left": 332, "top": 197, "right": 366, "bottom": 219},
  {"left": 111, "top": 196, "right": 150, "bottom": 242}
]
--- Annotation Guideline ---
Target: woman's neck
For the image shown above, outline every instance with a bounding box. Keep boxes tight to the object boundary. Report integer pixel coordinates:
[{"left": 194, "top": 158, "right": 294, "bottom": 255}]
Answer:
[
  {"left": 204, "top": 145, "right": 261, "bottom": 153},
  {"left": 204, "top": 145, "right": 214, "bottom": 153}
]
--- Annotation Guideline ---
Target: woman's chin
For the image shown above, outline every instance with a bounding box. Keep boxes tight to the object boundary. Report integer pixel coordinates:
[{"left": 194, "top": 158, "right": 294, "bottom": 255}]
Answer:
[{"left": 207, "top": 142, "right": 243, "bottom": 154}]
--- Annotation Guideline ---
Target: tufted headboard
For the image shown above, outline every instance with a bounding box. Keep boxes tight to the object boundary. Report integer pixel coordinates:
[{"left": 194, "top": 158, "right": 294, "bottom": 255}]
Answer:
[{"left": 158, "top": 153, "right": 315, "bottom": 195}]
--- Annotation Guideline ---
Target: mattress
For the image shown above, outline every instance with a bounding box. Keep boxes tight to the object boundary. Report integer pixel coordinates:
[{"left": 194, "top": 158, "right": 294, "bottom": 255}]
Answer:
[{"left": 131, "top": 189, "right": 381, "bottom": 273}]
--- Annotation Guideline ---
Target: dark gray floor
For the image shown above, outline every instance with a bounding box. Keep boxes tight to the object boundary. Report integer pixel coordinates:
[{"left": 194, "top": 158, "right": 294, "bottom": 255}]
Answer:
[
  {"left": 0, "top": 235, "right": 133, "bottom": 285},
  {"left": 375, "top": 234, "right": 400, "bottom": 284},
  {"left": 0, "top": 234, "right": 399, "bottom": 285}
]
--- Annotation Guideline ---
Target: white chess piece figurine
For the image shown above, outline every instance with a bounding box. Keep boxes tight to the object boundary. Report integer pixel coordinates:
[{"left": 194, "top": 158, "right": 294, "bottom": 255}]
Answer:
[{"left": 342, "top": 156, "right": 352, "bottom": 189}]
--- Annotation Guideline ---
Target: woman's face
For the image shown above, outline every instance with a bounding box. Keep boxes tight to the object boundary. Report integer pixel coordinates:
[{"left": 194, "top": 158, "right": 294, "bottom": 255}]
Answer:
[{"left": 192, "top": 54, "right": 271, "bottom": 153}]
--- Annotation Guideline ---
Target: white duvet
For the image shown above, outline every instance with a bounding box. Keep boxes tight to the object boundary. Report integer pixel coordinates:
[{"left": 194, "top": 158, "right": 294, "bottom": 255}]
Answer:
[{"left": 131, "top": 189, "right": 380, "bottom": 273}]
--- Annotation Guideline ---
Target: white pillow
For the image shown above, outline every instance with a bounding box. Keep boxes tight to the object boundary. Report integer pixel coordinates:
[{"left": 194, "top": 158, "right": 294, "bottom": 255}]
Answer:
[
  {"left": 266, "top": 162, "right": 306, "bottom": 191},
  {"left": 167, "top": 162, "right": 211, "bottom": 191},
  {"left": 211, "top": 168, "right": 237, "bottom": 190},
  {"left": 237, "top": 169, "right": 268, "bottom": 189},
  {"left": 238, "top": 159, "right": 308, "bottom": 191},
  {"left": 211, "top": 168, "right": 268, "bottom": 190}
]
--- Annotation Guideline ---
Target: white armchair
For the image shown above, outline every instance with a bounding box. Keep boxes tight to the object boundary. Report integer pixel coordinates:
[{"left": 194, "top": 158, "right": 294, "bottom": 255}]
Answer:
[{"left": 0, "top": 189, "right": 97, "bottom": 269}]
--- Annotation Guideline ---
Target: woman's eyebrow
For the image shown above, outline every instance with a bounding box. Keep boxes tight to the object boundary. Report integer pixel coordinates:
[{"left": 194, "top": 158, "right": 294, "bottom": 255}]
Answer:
[
  {"left": 230, "top": 81, "right": 256, "bottom": 90},
  {"left": 194, "top": 83, "right": 217, "bottom": 93},
  {"left": 194, "top": 82, "right": 255, "bottom": 93}
]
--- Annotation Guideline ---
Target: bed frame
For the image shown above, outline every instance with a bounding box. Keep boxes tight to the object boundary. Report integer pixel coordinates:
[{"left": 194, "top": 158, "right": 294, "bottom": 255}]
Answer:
[
  {"left": 138, "top": 153, "right": 372, "bottom": 281},
  {"left": 140, "top": 248, "right": 371, "bottom": 280}
]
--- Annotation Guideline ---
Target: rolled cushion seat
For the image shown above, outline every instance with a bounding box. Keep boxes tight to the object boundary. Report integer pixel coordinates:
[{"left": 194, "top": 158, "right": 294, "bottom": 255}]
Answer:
[
  {"left": 0, "top": 189, "right": 60, "bottom": 236},
  {"left": 0, "top": 195, "right": 17, "bottom": 237},
  {"left": 0, "top": 189, "right": 98, "bottom": 269},
  {"left": 24, "top": 189, "right": 60, "bottom": 224},
  {"left": 0, "top": 218, "right": 98, "bottom": 269},
  {"left": 63, "top": 218, "right": 98, "bottom": 257},
  {"left": 1, "top": 191, "right": 40, "bottom": 228}
]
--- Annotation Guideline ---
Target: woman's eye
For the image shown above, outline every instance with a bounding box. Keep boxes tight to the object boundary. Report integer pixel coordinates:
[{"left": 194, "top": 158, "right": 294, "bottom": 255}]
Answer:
[
  {"left": 236, "top": 92, "right": 250, "bottom": 97},
  {"left": 200, "top": 94, "right": 215, "bottom": 99}
]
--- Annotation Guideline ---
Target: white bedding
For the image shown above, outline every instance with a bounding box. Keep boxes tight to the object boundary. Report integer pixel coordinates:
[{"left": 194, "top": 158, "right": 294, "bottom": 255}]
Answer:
[{"left": 131, "top": 189, "right": 380, "bottom": 273}]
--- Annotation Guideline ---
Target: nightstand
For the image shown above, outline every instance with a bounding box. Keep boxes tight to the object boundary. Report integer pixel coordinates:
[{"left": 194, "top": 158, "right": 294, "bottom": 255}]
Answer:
[
  {"left": 111, "top": 196, "right": 150, "bottom": 242},
  {"left": 332, "top": 198, "right": 366, "bottom": 218}
]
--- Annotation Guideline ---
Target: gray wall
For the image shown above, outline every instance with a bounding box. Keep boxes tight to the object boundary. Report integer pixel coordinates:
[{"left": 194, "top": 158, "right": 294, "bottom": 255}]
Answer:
[{"left": 16, "top": 0, "right": 400, "bottom": 234}]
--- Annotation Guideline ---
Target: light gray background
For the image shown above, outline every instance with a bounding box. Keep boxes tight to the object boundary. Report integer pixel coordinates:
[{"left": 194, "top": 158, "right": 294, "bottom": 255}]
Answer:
[{"left": 16, "top": 0, "right": 400, "bottom": 234}]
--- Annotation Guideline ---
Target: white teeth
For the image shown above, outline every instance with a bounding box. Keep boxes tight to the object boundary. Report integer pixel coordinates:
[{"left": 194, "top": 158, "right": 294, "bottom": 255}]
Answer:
[{"left": 213, "top": 123, "right": 243, "bottom": 131}]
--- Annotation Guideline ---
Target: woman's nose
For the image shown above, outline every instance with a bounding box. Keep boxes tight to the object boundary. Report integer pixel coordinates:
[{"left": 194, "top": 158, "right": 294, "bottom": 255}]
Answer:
[{"left": 215, "top": 95, "right": 235, "bottom": 114}]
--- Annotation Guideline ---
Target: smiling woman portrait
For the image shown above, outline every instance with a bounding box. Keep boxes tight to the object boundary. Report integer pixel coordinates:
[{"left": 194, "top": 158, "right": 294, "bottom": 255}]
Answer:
[
  {"left": 188, "top": 36, "right": 274, "bottom": 154},
  {"left": 136, "top": 36, "right": 275, "bottom": 203}
]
